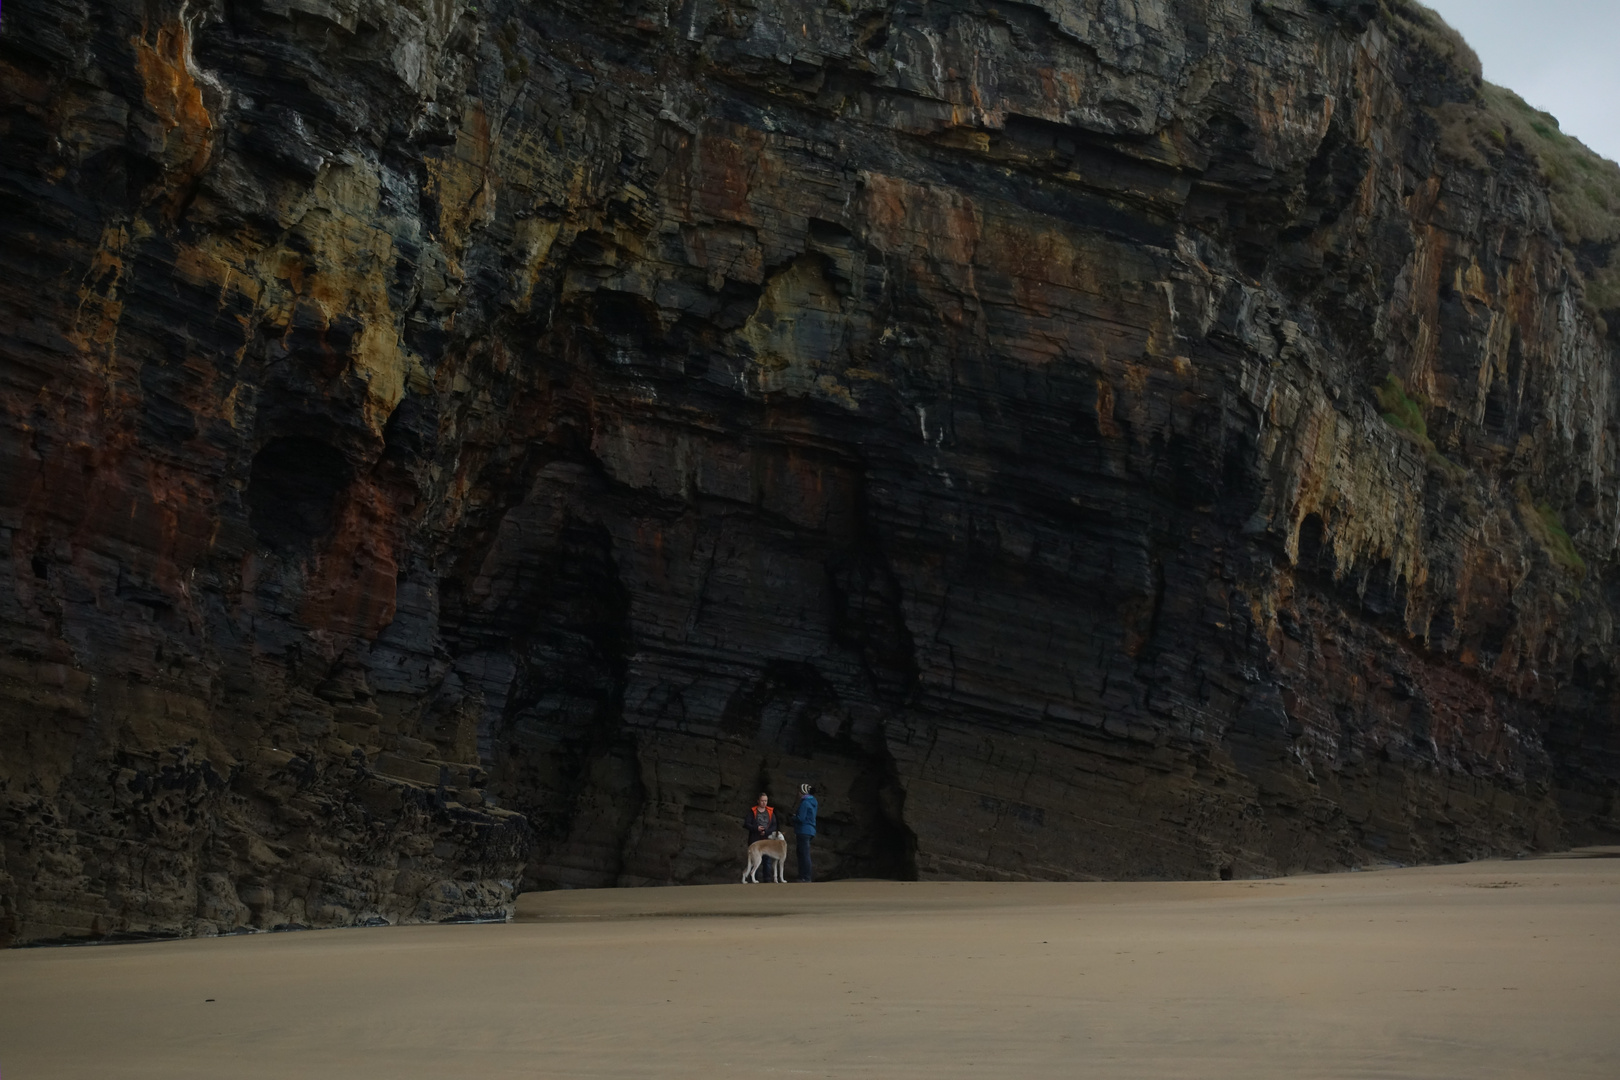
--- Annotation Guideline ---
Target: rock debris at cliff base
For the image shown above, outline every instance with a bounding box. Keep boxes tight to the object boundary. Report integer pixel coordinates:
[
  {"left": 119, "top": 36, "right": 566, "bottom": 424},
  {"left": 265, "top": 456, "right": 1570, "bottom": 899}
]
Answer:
[{"left": 2, "top": 0, "right": 1619, "bottom": 945}]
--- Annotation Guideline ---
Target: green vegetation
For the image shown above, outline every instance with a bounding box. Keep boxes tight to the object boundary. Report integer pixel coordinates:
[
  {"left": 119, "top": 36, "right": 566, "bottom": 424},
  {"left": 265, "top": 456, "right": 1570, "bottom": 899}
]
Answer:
[
  {"left": 1373, "top": 374, "right": 1466, "bottom": 479},
  {"left": 1384, "top": 2, "right": 1482, "bottom": 84},
  {"left": 1405, "top": 0, "right": 1620, "bottom": 326},
  {"left": 495, "top": 22, "right": 530, "bottom": 85},
  {"left": 1526, "top": 501, "right": 1587, "bottom": 577},
  {"left": 1484, "top": 87, "right": 1620, "bottom": 255},
  {"left": 1374, "top": 373, "right": 1428, "bottom": 441},
  {"left": 1445, "top": 87, "right": 1620, "bottom": 327}
]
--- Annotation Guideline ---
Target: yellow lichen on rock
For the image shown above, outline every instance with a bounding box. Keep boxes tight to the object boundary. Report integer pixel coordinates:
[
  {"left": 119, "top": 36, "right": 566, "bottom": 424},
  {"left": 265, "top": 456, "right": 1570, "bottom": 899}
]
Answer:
[{"left": 742, "top": 256, "right": 846, "bottom": 398}]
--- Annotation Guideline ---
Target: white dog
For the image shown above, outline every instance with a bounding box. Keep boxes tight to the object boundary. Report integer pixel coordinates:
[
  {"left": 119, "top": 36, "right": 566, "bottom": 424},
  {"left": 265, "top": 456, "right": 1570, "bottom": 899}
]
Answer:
[{"left": 742, "top": 831, "right": 788, "bottom": 883}]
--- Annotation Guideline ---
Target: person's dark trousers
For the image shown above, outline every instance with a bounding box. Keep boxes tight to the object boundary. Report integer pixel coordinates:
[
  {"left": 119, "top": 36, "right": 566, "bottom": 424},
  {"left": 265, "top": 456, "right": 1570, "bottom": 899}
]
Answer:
[{"left": 796, "top": 835, "right": 812, "bottom": 882}]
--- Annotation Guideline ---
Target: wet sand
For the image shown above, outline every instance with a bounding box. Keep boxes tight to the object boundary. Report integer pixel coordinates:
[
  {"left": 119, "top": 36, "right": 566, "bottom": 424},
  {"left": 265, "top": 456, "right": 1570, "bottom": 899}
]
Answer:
[{"left": 3, "top": 853, "right": 1618, "bottom": 1078}]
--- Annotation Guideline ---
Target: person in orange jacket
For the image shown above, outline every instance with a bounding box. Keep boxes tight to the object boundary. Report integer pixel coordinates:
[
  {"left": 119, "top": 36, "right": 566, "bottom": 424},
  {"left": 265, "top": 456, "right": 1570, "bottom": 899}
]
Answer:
[{"left": 744, "top": 792, "right": 777, "bottom": 879}]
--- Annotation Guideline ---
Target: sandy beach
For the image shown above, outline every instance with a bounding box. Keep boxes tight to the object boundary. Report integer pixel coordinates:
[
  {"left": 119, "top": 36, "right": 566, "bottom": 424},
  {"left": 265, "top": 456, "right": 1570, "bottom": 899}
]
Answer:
[{"left": 3, "top": 854, "right": 1617, "bottom": 1079}]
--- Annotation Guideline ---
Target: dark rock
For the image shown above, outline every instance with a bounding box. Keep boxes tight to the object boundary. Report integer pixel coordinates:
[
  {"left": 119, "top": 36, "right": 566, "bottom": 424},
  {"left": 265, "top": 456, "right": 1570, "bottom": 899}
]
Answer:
[{"left": 2, "top": 0, "right": 1619, "bottom": 944}]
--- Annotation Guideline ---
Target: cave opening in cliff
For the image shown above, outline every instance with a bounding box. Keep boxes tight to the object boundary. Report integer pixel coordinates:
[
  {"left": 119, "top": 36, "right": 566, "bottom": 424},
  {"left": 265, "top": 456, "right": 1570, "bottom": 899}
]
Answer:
[
  {"left": 245, "top": 437, "right": 352, "bottom": 554},
  {"left": 1297, "top": 513, "right": 1330, "bottom": 578}
]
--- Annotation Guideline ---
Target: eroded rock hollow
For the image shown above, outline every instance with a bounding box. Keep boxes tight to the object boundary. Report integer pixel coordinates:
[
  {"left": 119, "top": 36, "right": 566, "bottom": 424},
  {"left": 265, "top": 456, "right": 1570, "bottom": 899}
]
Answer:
[{"left": 4, "top": 0, "right": 1620, "bottom": 944}]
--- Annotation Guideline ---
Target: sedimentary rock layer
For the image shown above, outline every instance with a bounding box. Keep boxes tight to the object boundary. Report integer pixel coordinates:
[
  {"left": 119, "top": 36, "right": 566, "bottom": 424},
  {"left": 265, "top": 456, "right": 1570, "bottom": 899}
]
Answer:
[{"left": 3, "top": 0, "right": 1619, "bottom": 944}]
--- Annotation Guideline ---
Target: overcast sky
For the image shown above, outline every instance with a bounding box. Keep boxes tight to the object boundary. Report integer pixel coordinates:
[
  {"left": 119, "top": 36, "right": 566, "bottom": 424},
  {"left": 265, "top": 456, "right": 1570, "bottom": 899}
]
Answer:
[{"left": 1423, "top": 0, "right": 1620, "bottom": 163}]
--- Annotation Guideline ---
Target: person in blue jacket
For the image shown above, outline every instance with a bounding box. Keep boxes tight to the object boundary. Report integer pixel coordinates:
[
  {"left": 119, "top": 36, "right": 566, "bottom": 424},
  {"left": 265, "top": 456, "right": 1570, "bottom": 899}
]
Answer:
[{"left": 794, "top": 784, "right": 818, "bottom": 882}]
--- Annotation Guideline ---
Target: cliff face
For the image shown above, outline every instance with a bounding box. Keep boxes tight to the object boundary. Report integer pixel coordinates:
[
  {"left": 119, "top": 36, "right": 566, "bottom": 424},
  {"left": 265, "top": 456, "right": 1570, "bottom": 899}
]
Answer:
[{"left": 4, "top": 0, "right": 1620, "bottom": 944}]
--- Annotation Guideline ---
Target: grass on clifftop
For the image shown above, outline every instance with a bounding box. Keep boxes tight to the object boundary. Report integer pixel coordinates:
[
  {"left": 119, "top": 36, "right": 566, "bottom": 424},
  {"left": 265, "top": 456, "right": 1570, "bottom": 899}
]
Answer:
[
  {"left": 1485, "top": 91, "right": 1620, "bottom": 243},
  {"left": 1410, "top": 0, "right": 1620, "bottom": 322},
  {"left": 1385, "top": 2, "right": 1482, "bottom": 85},
  {"left": 1460, "top": 91, "right": 1620, "bottom": 323}
]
